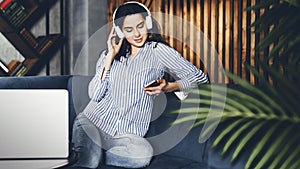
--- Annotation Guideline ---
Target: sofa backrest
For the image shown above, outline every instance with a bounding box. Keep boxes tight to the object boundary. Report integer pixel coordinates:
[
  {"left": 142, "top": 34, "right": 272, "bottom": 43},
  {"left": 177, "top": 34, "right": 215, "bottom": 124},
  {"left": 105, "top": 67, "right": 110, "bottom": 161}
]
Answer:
[
  {"left": 0, "top": 76, "right": 70, "bottom": 89},
  {"left": 67, "top": 75, "right": 93, "bottom": 130}
]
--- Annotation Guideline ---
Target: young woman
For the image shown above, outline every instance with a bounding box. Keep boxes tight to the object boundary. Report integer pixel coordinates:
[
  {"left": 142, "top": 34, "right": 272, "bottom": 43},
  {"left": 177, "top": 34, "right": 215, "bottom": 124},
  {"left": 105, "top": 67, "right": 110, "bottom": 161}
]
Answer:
[{"left": 71, "top": 1, "right": 209, "bottom": 169}]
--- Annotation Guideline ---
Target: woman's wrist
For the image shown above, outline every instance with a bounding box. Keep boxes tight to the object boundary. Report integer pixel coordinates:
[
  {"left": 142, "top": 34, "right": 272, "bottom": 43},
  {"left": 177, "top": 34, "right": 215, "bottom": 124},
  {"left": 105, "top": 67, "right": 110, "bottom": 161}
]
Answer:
[
  {"left": 103, "top": 52, "right": 114, "bottom": 70},
  {"left": 163, "top": 82, "right": 180, "bottom": 93}
]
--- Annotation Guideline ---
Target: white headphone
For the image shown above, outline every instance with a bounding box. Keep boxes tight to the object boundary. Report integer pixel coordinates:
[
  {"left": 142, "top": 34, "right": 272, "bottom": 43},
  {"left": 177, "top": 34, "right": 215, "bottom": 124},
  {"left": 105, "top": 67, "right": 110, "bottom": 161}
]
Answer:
[{"left": 112, "top": 1, "right": 153, "bottom": 39}]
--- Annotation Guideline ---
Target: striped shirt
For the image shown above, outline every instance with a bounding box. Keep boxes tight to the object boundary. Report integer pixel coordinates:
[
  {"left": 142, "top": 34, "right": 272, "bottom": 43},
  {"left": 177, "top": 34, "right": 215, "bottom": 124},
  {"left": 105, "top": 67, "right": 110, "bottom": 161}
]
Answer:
[{"left": 83, "top": 42, "right": 209, "bottom": 137}]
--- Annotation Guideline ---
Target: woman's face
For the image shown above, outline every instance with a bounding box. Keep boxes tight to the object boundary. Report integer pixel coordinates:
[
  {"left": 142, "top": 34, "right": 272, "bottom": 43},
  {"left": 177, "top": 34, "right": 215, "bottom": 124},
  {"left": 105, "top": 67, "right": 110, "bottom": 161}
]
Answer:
[{"left": 122, "top": 13, "right": 148, "bottom": 49}]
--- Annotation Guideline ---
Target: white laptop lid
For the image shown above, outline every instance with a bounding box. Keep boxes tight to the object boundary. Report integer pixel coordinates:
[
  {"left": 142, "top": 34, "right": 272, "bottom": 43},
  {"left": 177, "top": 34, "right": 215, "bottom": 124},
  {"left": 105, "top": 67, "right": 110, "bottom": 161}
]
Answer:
[{"left": 0, "top": 89, "right": 69, "bottom": 159}]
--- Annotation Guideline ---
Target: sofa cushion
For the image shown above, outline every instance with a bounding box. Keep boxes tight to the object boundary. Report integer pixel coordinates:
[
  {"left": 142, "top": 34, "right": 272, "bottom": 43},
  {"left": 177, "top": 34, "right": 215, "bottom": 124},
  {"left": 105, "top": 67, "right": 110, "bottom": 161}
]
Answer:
[
  {"left": 99, "top": 155, "right": 208, "bottom": 169},
  {"left": 146, "top": 92, "right": 207, "bottom": 163},
  {"left": 146, "top": 154, "right": 207, "bottom": 169}
]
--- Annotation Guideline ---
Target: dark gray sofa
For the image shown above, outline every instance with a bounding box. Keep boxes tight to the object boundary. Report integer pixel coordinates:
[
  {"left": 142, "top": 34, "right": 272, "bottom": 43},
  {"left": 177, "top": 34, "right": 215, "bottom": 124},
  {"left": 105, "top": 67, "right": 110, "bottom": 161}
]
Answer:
[{"left": 0, "top": 75, "right": 246, "bottom": 169}]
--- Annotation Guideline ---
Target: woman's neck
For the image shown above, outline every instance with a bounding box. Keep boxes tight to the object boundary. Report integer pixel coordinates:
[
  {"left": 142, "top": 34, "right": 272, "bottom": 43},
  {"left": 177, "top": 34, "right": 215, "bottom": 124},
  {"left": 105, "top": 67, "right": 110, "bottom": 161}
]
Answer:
[{"left": 130, "top": 46, "right": 141, "bottom": 57}]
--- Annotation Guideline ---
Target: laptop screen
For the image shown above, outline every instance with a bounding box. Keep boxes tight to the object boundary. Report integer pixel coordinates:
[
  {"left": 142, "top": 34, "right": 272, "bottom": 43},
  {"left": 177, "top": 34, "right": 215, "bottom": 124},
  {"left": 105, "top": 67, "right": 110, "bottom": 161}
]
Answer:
[{"left": 0, "top": 89, "right": 69, "bottom": 159}]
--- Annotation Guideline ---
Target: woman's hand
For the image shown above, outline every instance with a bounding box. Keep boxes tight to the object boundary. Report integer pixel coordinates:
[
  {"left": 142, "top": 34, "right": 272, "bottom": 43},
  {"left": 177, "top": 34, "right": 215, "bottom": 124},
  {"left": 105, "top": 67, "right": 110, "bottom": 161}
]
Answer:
[
  {"left": 107, "top": 27, "right": 124, "bottom": 58},
  {"left": 144, "top": 79, "right": 168, "bottom": 96},
  {"left": 102, "top": 27, "right": 124, "bottom": 74},
  {"left": 100, "top": 28, "right": 124, "bottom": 80}
]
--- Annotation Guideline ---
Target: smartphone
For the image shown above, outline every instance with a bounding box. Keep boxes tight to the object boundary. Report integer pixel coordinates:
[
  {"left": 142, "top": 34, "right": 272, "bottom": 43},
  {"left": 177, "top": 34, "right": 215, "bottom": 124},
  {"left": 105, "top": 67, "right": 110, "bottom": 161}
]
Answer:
[
  {"left": 115, "top": 35, "right": 120, "bottom": 45},
  {"left": 145, "top": 80, "right": 160, "bottom": 88}
]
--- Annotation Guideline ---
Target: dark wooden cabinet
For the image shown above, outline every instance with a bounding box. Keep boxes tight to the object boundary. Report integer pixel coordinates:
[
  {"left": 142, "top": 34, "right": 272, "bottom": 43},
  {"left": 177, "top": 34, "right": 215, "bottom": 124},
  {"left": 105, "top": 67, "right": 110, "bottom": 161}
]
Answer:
[{"left": 0, "top": 0, "right": 63, "bottom": 76}]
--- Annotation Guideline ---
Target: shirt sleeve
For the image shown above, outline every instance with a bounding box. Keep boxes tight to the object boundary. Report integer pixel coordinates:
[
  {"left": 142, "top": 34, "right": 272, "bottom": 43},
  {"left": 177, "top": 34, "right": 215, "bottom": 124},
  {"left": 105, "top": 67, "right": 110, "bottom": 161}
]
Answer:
[
  {"left": 88, "top": 50, "right": 111, "bottom": 102},
  {"left": 154, "top": 43, "right": 209, "bottom": 91}
]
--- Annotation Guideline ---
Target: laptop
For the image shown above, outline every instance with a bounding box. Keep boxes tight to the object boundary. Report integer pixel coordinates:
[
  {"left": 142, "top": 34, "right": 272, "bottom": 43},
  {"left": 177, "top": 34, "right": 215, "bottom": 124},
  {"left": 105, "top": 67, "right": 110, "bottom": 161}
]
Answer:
[{"left": 0, "top": 89, "right": 69, "bottom": 168}]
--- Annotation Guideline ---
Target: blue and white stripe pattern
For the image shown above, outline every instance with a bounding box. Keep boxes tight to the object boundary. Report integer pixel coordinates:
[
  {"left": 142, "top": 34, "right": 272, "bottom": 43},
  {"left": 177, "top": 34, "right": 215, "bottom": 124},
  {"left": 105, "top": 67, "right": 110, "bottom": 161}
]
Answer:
[{"left": 83, "top": 42, "right": 209, "bottom": 137}]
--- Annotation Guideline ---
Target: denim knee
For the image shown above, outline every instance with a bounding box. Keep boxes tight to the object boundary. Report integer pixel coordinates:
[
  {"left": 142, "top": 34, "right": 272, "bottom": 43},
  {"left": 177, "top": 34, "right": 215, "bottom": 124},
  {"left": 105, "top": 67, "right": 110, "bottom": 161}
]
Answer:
[
  {"left": 105, "top": 134, "right": 153, "bottom": 168},
  {"left": 106, "top": 146, "right": 152, "bottom": 168}
]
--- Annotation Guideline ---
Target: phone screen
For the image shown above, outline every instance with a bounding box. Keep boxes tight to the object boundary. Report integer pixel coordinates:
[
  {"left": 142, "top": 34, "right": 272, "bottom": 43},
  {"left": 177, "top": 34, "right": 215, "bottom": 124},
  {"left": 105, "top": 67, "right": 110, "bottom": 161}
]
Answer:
[{"left": 145, "top": 80, "right": 160, "bottom": 88}]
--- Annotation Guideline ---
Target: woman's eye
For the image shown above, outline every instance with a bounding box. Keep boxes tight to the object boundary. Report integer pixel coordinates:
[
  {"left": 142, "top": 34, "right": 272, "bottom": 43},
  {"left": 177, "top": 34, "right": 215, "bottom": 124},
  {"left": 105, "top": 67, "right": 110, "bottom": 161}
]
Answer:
[
  {"left": 138, "top": 24, "right": 144, "bottom": 29},
  {"left": 125, "top": 29, "right": 132, "bottom": 33}
]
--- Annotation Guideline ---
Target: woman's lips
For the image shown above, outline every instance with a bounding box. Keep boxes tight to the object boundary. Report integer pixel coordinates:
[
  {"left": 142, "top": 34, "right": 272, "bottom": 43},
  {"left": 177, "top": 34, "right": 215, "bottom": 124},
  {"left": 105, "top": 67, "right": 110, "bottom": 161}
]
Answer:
[{"left": 134, "top": 38, "right": 143, "bottom": 43}]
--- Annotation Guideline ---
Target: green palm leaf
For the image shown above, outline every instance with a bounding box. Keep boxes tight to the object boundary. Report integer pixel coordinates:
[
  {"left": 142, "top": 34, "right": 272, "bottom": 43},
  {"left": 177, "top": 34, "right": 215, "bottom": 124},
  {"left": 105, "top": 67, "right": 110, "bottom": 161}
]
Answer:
[
  {"left": 257, "top": 60, "right": 300, "bottom": 114},
  {"left": 245, "top": 123, "right": 281, "bottom": 169},
  {"left": 211, "top": 119, "right": 247, "bottom": 149},
  {"left": 245, "top": 0, "right": 277, "bottom": 11},
  {"left": 198, "top": 120, "right": 220, "bottom": 141},
  {"left": 255, "top": 125, "right": 294, "bottom": 168},
  {"left": 231, "top": 121, "right": 267, "bottom": 162},
  {"left": 245, "top": 63, "right": 298, "bottom": 116},
  {"left": 224, "top": 70, "right": 286, "bottom": 115},
  {"left": 280, "top": 143, "right": 300, "bottom": 169},
  {"left": 269, "top": 129, "right": 300, "bottom": 168},
  {"left": 221, "top": 120, "right": 254, "bottom": 156},
  {"left": 256, "top": 10, "right": 296, "bottom": 50}
]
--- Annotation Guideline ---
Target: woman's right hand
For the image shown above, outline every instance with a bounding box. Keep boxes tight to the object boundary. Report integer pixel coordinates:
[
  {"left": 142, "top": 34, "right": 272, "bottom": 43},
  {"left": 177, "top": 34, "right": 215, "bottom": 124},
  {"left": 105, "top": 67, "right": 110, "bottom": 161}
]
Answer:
[
  {"left": 107, "top": 27, "right": 124, "bottom": 58},
  {"left": 101, "top": 27, "right": 124, "bottom": 74}
]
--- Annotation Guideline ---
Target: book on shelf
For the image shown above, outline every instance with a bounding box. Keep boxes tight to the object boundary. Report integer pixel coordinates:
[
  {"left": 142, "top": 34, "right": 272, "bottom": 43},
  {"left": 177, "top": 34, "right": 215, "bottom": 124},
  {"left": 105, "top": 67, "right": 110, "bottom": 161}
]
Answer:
[
  {"left": 15, "top": 64, "right": 27, "bottom": 76},
  {"left": 5, "top": 1, "right": 22, "bottom": 20},
  {"left": 0, "top": 59, "right": 9, "bottom": 76},
  {"left": 20, "top": 28, "right": 38, "bottom": 48},
  {"left": 36, "top": 36, "right": 57, "bottom": 55},
  {"left": 10, "top": 8, "right": 26, "bottom": 27},
  {"left": 0, "top": 0, "right": 27, "bottom": 27},
  {"left": 0, "top": 0, "right": 12, "bottom": 10},
  {"left": 9, "top": 61, "right": 27, "bottom": 76},
  {"left": 8, "top": 59, "right": 21, "bottom": 75},
  {"left": 7, "top": 59, "right": 20, "bottom": 70},
  {"left": 1, "top": 0, "right": 15, "bottom": 15}
]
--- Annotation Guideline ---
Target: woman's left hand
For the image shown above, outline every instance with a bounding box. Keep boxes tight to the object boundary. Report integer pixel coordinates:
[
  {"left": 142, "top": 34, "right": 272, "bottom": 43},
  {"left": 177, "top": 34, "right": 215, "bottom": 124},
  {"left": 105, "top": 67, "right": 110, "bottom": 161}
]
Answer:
[{"left": 144, "top": 79, "right": 168, "bottom": 96}]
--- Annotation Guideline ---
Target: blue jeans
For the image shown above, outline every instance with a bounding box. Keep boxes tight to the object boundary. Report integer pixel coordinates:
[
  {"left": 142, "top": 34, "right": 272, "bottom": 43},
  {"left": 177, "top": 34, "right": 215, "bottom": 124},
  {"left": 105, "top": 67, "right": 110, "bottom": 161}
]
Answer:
[{"left": 71, "top": 113, "right": 153, "bottom": 169}]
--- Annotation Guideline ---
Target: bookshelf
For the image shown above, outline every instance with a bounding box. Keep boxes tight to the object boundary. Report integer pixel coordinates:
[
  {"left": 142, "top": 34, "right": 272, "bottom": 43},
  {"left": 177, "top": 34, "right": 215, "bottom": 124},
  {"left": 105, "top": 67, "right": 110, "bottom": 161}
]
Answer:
[{"left": 0, "top": 0, "right": 63, "bottom": 76}]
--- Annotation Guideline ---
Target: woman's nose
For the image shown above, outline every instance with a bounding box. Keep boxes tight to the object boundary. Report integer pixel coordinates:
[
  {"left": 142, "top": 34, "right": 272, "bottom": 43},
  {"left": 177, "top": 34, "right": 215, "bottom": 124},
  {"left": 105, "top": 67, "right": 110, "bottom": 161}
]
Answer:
[{"left": 134, "top": 29, "right": 140, "bottom": 37}]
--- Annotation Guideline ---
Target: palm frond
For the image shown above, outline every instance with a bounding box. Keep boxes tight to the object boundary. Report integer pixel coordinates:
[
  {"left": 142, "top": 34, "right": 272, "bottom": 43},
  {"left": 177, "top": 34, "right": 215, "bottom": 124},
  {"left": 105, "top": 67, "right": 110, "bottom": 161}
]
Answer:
[
  {"left": 284, "top": 0, "right": 300, "bottom": 6},
  {"left": 245, "top": 63, "right": 299, "bottom": 117},
  {"left": 231, "top": 121, "right": 267, "bottom": 162},
  {"left": 211, "top": 119, "right": 247, "bottom": 149},
  {"left": 255, "top": 125, "right": 294, "bottom": 168},
  {"left": 280, "top": 143, "right": 300, "bottom": 169},
  {"left": 245, "top": 122, "right": 280, "bottom": 168},
  {"left": 269, "top": 129, "right": 300, "bottom": 168},
  {"left": 221, "top": 120, "right": 254, "bottom": 156},
  {"left": 224, "top": 70, "right": 286, "bottom": 115},
  {"left": 245, "top": 0, "right": 278, "bottom": 11}
]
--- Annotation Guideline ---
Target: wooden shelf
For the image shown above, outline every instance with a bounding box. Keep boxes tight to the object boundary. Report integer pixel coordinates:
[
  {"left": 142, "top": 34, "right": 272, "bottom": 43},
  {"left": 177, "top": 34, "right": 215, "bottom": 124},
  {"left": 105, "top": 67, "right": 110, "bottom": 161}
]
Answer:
[{"left": 0, "top": 0, "right": 63, "bottom": 76}]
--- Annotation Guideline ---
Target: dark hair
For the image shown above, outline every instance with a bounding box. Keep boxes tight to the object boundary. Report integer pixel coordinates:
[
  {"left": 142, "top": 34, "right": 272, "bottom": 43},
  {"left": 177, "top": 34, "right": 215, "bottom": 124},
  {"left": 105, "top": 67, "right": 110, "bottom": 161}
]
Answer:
[{"left": 113, "top": 3, "right": 168, "bottom": 61}]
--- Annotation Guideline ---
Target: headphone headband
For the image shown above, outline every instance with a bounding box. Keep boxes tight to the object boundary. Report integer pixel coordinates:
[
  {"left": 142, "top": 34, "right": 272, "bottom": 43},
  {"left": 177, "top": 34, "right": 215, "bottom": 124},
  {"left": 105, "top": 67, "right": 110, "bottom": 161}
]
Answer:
[{"left": 112, "top": 1, "right": 152, "bottom": 38}]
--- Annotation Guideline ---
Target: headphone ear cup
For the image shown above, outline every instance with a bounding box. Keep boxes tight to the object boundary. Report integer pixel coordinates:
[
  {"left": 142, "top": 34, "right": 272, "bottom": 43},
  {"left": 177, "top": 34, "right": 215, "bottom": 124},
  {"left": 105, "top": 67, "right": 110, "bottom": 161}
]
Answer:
[
  {"left": 146, "top": 16, "right": 152, "bottom": 29},
  {"left": 115, "top": 26, "right": 125, "bottom": 39}
]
